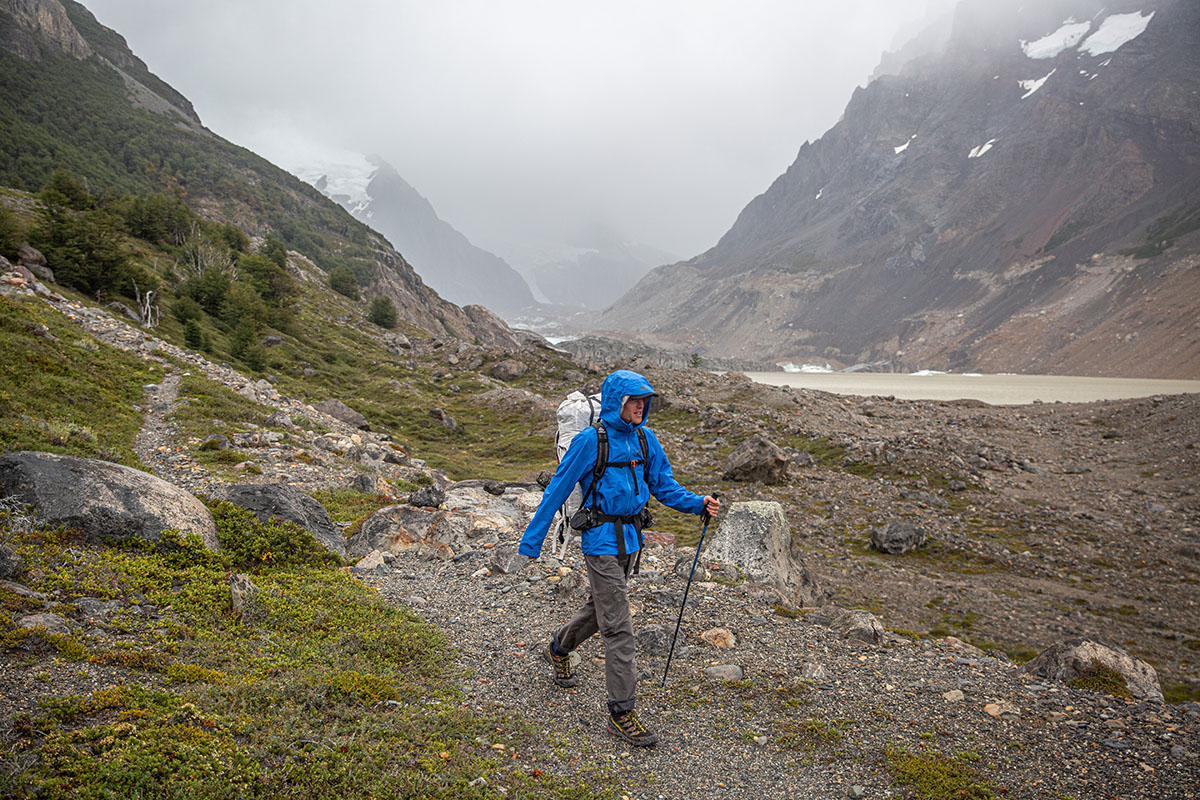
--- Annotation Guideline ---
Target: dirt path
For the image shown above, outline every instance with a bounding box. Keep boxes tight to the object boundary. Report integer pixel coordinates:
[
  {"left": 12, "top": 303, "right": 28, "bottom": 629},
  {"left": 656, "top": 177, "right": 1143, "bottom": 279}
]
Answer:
[{"left": 132, "top": 371, "right": 205, "bottom": 486}]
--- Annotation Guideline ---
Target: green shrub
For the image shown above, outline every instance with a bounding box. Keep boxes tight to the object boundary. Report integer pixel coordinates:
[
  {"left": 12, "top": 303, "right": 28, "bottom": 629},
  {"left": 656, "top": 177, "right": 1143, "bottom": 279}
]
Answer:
[
  {"left": 328, "top": 265, "right": 358, "bottom": 299},
  {"left": 206, "top": 500, "right": 341, "bottom": 570},
  {"left": 0, "top": 204, "right": 21, "bottom": 260},
  {"left": 368, "top": 295, "right": 397, "bottom": 328}
]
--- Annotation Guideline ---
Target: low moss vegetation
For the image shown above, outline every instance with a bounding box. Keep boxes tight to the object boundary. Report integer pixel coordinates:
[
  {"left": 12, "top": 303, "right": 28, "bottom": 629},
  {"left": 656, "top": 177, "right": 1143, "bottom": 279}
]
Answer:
[
  {"left": 0, "top": 296, "right": 161, "bottom": 468},
  {"left": 1067, "top": 660, "right": 1132, "bottom": 698},
  {"left": 884, "top": 746, "right": 998, "bottom": 800},
  {"left": 0, "top": 505, "right": 611, "bottom": 799}
]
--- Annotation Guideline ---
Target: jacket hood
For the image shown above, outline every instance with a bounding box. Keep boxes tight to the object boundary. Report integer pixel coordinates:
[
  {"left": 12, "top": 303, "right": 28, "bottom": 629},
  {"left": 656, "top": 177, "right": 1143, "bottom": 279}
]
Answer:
[{"left": 599, "top": 369, "right": 656, "bottom": 431}]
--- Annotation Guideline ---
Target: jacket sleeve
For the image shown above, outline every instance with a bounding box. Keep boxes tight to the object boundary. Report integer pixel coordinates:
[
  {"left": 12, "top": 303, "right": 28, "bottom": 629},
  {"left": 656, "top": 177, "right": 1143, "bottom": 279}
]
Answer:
[
  {"left": 518, "top": 428, "right": 598, "bottom": 558},
  {"left": 642, "top": 428, "right": 705, "bottom": 515}
]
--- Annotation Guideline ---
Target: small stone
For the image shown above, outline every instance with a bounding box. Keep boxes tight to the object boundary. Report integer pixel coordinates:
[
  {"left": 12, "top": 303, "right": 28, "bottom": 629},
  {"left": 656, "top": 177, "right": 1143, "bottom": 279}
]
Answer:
[
  {"left": 701, "top": 627, "right": 737, "bottom": 648},
  {"left": 944, "top": 690, "right": 965, "bottom": 703},
  {"left": 848, "top": 787, "right": 867, "bottom": 799},
  {"left": 984, "top": 700, "right": 1020, "bottom": 718},
  {"left": 704, "top": 664, "right": 744, "bottom": 681}
]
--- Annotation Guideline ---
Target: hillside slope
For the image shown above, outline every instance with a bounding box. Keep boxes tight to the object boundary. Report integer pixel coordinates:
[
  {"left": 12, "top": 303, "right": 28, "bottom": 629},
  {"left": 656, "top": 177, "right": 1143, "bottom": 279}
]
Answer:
[
  {"left": 595, "top": 0, "right": 1200, "bottom": 377},
  {"left": 0, "top": 0, "right": 516, "bottom": 347}
]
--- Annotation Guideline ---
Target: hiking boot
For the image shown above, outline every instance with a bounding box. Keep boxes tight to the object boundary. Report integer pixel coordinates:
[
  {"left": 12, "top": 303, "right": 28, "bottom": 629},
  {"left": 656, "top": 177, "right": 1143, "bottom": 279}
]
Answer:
[
  {"left": 545, "top": 642, "right": 577, "bottom": 687},
  {"left": 607, "top": 709, "right": 658, "bottom": 747}
]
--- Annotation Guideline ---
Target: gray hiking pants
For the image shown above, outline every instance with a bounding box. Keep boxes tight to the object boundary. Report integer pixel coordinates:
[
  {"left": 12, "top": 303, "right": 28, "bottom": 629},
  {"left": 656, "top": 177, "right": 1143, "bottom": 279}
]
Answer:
[{"left": 554, "top": 552, "right": 637, "bottom": 714}]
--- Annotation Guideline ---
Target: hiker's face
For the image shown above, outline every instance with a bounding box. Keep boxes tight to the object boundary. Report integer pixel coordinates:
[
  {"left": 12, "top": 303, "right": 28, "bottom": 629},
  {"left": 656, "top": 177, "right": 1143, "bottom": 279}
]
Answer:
[{"left": 621, "top": 396, "right": 646, "bottom": 425}]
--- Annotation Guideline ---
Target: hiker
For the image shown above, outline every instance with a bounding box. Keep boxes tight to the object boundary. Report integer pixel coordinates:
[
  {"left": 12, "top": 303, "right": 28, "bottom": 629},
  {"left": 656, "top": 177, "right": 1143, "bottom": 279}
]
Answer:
[{"left": 518, "top": 368, "right": 720, "bottom": 747}]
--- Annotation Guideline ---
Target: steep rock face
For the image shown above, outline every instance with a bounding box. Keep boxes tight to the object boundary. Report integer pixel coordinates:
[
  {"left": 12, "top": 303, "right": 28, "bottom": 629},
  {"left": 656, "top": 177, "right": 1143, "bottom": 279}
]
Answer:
[
  {"left": 597, "top": 0, "right": 1200, "bottom": 377},
  {"left": 0, "top": 0, "right": 90, "bottom": 59},
  {"left": 309, "top": 157, "right": 536, "bottom": 317}
]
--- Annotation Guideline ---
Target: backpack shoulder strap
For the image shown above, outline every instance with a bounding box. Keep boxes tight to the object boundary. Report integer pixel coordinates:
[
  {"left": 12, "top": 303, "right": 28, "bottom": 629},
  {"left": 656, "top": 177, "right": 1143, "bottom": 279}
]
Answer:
[
  {"left": 637, "top": 427, "right": 649, "bottom": 487},
  {"left": 579, "top": 421, "right": 607, "bottom": 510}
]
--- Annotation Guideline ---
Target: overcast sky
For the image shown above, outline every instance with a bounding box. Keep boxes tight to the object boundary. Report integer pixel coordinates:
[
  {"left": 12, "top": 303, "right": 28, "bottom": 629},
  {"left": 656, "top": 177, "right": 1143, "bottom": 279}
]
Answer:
[{"left": 82, "top": 0, "right": 955, "bottom": 260}]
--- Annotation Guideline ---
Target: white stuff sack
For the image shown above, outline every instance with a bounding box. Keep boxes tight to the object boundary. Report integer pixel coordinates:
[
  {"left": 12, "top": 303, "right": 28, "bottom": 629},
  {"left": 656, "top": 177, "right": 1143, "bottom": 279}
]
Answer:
[
  {"left": 551, "top": 390, "right": 600, "bottom": 558},
  {"left": 555, "top": 391, "right": 601, "bottom": 460}
]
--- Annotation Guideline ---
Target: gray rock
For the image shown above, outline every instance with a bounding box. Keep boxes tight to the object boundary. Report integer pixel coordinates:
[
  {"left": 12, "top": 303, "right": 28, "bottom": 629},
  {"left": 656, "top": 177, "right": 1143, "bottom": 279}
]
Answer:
[
  {"left": 18, "top": 243, "right": 46, "bottom": 269},
  {"left": 209, "top": 483, "right": 344, "bottom": 558},
  {"left": 201, "top": 433, "right": 230, "bottom": 450},
  {"left": 870, "top": 520, "right": 928, "bottom": 554},
  {"left": 673, "top": 555, "right": 711, "bottom": 582},
  {"left": 831, "top": 609, "right": 884, "bottom": 644},
  {"left": 722, "top": 434, "right": 789, "bottom": 484},
  {"left": 350, "top": 473, "right": 380, "bottom": 494},
  {"left": 0, "top": 451, "right": 218, "bottom": 550},
  {"left": 1019, "top": 637, "right": 1164, "bottom": 702},
  {"left": 429, "top": 408, "right": 457, "bottom": 431},
  {"left": 266, "top": 411, "right": 294, "bottom": 428},
  {"left": 409, "top": 485, "right": 446, "bottom": 509},
  {"left": 1, "top": 580, "right": 46, "bottom": 603},
  {"left": 488, "top": 544, "right": 524, "bottom": 575},
  {"left": 483, "top": 480, "right": 506, "bottom": 496},
  {"left": 704, "top": 664, "right": 745, "bottom": 681},
  {"left": 74, "top": 597, "right": 123, "bottom": 619},
  {"left": 230, "top": 573, "right": 259, "bottom": 617},
  {"left": 383, "top": 332, "right": 411, "bottom": 352},
  {"left": 702, "top": 501, "right": 824, "bottom": 608},
  {"left": 635, "top": 625, "right": 673, "bottom": 656},
  {"left": 800, "top": 661, "right": 829, "bottom": 682},
  {"left": 17, "top": 612, "right": 70, "bottom": 636},
  {"left": 490, "top": 360, "right": 528, "bottom": 381},
  {"left": 0, "top": 543, "right": 26, "bottom": 581},
  {"left": 312, "top": 399, "right": 371, "bottom": 430},
  {"left": 346, "top": 505, "right": 439, "bottom": 560}
]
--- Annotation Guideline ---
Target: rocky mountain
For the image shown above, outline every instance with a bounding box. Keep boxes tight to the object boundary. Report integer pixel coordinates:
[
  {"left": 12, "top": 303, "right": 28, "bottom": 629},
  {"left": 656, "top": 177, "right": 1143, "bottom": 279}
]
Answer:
[
  {"left": 595, "top": 0, "right": 1200, "bottom": 378},
  {"left": 0, "top": 0, "right": 517, "bottom": 348},
  {"left": 297, "top": 154, "right": 537, "bottom": 317}
]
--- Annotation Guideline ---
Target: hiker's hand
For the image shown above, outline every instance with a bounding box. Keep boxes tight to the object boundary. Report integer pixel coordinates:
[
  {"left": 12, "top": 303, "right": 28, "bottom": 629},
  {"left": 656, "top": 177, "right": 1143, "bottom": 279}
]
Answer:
[{"left": 703, "top": 495, "right": 720, "bottom": 517}]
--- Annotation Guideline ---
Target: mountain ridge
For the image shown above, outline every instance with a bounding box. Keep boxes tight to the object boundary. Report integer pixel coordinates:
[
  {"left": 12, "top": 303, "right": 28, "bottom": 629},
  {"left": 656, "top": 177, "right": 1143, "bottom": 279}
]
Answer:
[{"left": 593, "top": 0, "right": 1200, "bottom": 378}]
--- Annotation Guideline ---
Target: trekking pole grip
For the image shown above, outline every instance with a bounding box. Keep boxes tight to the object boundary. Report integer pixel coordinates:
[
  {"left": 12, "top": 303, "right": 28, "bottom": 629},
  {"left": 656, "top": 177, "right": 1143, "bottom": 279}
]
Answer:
[{"left": 701, "top": 491, "right": 722, "bottom": 523}]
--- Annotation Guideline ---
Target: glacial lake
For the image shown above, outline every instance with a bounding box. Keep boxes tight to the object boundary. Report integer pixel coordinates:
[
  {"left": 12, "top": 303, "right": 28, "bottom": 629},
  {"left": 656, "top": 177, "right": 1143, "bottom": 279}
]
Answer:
[{"left": 742, "top": 371, "right": 1200, "bottom": 405}]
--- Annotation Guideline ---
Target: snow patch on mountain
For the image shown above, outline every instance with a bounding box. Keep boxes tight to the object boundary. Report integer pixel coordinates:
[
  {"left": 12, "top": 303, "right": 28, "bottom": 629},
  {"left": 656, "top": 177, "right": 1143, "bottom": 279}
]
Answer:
[
  {"left": 1019, "top": 69, "right": 1056, "bottom": 99},
  {"left": 1079, "top": 11, "right": 1155, "bottom": 56},
  {"left": 1020, "top": 18, "right": 1092, "bottom": 59},
  {"left": 968, "top": 139, "right": 997, "bottom": 159},
  {"left": 291, "top": 152, "right": 378, "bottom": 216}
]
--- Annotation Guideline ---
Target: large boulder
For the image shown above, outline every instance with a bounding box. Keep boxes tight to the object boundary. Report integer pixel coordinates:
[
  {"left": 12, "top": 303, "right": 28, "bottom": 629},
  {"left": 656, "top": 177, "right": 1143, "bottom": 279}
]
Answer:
[
  {"left": 346, "top": 482, "right": 543, "bottom": 560},
  {"left": 1019, "top": 638, "right": 1164, "bottom": 702},
  {"left": 311, "top": 399, "right": 370, "bottom": 430},
  {"left": 346, "top": 505, "right": 439, "bottom": 560},
  {"left": 209, "top": 483, "right": 344, "bottom": 558},
  {"left": 0, "top": 452, "right": 218, "bottom": 550},
  {"left": 723, "top": 434, "right": 789, "bottom": 484},
  {"left": 702, "top": 501, "right": 823, "bottom": 608},
  {"left": 870, "top": 520, "right": 927, "bottom": 554},
  {"left": 490, "top": 360, "right": 528, "bottom": 381}
]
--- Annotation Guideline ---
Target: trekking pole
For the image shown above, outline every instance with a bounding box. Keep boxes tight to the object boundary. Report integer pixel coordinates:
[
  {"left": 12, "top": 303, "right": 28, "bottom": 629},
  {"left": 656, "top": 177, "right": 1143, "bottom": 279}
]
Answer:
[{"left": 660, "top": 493, "right": 721, "bottom": 687}]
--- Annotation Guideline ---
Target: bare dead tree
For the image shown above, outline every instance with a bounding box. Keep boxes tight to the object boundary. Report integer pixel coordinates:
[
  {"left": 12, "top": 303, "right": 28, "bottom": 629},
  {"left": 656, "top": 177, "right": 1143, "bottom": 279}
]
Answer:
[
  {"left": 133, "top": 279, "right": 161, "bottom": 328},
  {"left": 177, "top": 222, "right": 238, "bottom": 282}
]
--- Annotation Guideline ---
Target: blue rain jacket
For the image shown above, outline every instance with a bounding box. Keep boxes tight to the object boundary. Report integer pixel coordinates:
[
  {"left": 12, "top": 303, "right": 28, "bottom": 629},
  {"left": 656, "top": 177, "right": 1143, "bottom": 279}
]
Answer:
[{"left": 519, "top": 369, "right": 706, "bottom": 558}]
